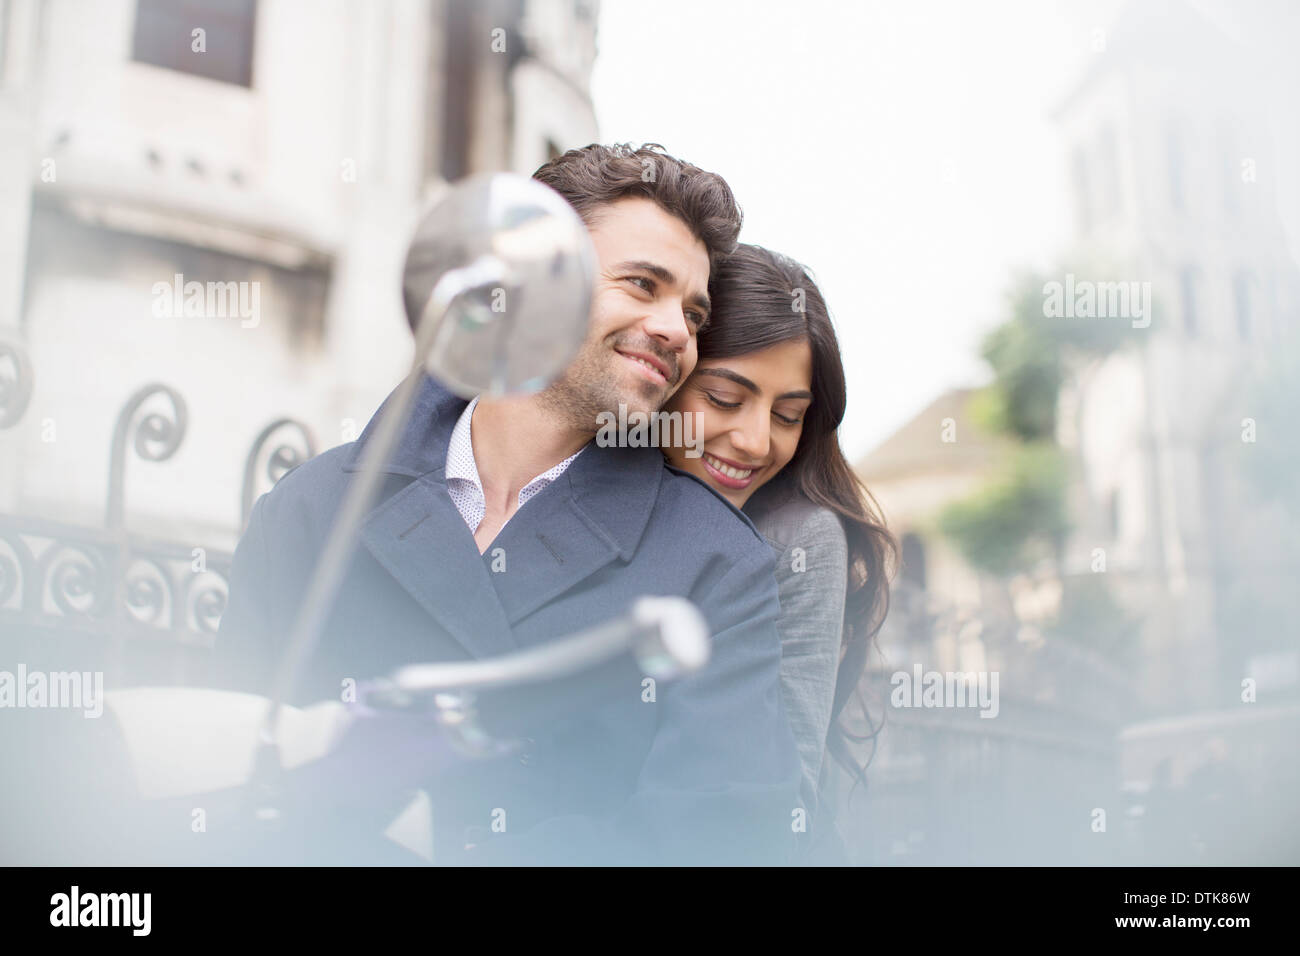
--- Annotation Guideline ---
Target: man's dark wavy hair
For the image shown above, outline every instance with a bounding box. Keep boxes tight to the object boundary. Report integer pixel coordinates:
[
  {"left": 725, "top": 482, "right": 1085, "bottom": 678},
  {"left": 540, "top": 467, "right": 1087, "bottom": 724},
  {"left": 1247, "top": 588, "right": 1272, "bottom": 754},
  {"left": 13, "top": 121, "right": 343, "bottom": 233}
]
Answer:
[{"left": 532, "top": 143, "right": 743, "bottom": 266}]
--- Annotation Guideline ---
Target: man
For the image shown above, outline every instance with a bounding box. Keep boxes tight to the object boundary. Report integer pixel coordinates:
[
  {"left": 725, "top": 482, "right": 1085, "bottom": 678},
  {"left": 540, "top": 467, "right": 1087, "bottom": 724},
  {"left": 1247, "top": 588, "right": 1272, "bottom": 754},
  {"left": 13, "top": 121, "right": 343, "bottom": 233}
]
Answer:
[{"left": 215, "top": 143, "right": 802, "bottom": 865}]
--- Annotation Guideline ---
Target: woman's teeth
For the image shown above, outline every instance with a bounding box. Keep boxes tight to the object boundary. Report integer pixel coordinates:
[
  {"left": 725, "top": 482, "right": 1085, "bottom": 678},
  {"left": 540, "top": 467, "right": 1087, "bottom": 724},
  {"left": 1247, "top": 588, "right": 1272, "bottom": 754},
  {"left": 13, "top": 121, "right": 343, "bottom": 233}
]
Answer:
[{"left": 704, "top": 454, "right": 753, "bottom": 479}]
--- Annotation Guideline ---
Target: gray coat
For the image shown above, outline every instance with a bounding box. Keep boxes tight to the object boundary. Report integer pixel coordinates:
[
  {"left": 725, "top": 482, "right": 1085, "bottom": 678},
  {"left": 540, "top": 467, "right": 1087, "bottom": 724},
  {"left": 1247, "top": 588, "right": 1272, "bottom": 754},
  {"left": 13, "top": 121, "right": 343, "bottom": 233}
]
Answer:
[{"left": 749, "top": 495, "right": 848, "bottom": 829}]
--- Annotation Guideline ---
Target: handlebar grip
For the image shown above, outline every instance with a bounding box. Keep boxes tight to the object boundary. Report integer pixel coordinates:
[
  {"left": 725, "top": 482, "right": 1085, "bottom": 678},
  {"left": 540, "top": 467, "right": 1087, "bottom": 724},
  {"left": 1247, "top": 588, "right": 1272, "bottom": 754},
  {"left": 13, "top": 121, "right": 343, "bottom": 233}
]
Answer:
[{"left": 367, "top": 597, "right": 710, "bottom": 742}]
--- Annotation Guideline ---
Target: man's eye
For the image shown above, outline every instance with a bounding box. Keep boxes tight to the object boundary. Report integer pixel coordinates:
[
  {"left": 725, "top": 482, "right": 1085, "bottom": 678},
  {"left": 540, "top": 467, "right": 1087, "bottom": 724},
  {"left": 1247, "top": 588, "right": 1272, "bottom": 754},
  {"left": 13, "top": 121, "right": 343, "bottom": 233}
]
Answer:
[
  {"left": 626, "top": 276, "right": 653, "bottom": 293},
  {"left": 686, "top": 311, "right": 708, "bottom": 331}
]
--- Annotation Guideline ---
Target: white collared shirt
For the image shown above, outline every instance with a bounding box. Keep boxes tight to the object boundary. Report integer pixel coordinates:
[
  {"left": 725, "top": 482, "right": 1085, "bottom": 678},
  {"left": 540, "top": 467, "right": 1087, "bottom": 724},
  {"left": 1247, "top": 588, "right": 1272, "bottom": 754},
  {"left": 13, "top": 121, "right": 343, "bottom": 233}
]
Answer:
[{"left": 445, "top": 395, "right": 587, "bottom": 534}]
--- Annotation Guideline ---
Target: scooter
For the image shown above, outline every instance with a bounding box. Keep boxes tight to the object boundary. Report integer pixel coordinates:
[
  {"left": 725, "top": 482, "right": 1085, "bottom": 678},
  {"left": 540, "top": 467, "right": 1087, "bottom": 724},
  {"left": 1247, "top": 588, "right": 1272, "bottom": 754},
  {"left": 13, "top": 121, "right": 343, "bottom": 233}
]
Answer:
[
  {"left": 95, "top": 595, "right": 707, "bottom": 865},
  {"left": 2, "top": 174, "right": 711, "bottom": 866}
]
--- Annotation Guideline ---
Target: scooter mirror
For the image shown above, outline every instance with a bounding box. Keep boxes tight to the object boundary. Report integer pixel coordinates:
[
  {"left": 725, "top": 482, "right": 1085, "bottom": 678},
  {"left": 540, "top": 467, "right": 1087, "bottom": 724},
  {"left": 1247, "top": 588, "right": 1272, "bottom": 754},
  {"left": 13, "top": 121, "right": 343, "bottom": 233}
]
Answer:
[{"left": 401, "top": 173, "right": 596, "bottom": 398}]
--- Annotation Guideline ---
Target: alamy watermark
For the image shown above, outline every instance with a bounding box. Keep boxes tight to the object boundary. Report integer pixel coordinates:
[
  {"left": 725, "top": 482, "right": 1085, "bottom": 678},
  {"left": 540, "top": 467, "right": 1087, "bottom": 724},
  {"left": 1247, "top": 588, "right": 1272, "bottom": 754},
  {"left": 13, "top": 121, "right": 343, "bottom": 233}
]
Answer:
[
  {"left": 595, "top": 404, "right": 704, "bottom": 458},
  {"left": 1042, "top": 273, "right": 1151, "bottom": 328},
  {"left": 152, "top": 273, "right": 260, "bottom": 328},
  {"left": 890, "top": 664, "right": 999, "bottom": 718},
  {"left": 50, "top": 886, "right": 150, "bottom": 936},
  {"left": 0, "top": 664, "right": 104, "bottom": 718}
]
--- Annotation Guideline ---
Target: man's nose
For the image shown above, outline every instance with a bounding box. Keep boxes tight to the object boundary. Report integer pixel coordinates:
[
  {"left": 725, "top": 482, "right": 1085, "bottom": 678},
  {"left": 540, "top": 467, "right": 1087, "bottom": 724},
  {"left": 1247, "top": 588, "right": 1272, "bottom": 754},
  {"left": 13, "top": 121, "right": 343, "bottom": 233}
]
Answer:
[
  {"left": 641, "top": 300, "right": 691, "bottom": 354},
  {"left": 730, "top": 410, "right": 771, "bottom": 462}
]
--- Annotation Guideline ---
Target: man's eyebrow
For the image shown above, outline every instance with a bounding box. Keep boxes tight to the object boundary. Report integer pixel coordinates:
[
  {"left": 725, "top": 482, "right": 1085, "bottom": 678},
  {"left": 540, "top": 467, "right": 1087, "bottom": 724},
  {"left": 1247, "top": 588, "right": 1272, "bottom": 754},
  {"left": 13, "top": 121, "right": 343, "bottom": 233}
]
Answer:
[
  {"left": 696, "top": 368, "right": 814, "bottom": 402},
  {"left": 614, "top": 259, "right": 711, "bottom": 317},
  {"left": 613, "top": 259, "right": 674, "bottom": 283}
]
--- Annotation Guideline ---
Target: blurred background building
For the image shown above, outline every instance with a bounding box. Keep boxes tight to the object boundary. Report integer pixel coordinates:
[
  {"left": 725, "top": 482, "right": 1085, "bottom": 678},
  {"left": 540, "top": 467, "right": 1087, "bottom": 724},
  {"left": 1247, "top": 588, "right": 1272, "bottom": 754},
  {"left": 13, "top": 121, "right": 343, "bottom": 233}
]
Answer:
[
  {"left": 0, "top": 0, "right": 598, "bottom": 548},
  {"left": 859, "top": 0, "right": 1300, "bottom": 707},
  {"left": 1052, "top": 0, "right": 1300, "bottom": 712},
  {"left": 2, "top": 0, "right": 1296, "bottom": 866},
  {"left": 848, "top": 0, "right": 1300, "bottom": 864}
]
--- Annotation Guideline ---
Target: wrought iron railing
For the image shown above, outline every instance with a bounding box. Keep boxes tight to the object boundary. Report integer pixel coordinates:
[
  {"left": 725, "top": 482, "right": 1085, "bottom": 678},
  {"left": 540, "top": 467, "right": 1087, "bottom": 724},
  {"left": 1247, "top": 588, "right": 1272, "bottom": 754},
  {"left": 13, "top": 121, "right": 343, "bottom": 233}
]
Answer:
[
  {"left": 829, "top": 579, "right": 1141, "bottom": 864},
  {"left": 0, "top": 339, "right": 314, "bottom": 681},
  {"left": 7, "top": 337, "right": 1287, "bottom": 864}
]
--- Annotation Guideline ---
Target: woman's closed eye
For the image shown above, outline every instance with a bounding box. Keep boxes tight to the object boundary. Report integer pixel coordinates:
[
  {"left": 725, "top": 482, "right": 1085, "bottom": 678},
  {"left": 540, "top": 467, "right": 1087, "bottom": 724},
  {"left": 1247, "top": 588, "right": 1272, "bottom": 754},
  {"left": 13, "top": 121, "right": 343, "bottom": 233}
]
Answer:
[
  {"left": 773, "top": 401, "right": 809, "bottom": 425},
  {"left": 704, "top": 390, "right": 806, "bottom": 425}
]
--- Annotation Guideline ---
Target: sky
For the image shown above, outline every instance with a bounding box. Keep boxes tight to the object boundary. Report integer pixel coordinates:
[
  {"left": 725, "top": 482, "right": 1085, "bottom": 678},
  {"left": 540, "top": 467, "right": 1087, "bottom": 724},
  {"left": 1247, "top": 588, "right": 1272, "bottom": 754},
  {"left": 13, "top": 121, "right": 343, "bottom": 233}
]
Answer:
[{"left": 591, "top": 0, "right": 1127, "bottom": 461}]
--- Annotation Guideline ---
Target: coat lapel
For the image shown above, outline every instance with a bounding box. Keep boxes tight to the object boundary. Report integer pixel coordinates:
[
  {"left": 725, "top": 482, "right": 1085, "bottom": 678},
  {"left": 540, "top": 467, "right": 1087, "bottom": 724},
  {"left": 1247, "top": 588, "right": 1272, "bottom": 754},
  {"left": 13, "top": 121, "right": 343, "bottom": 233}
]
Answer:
[
  {"left": 344, "top": 373, "right": 514, "bottom": 659},
  {"left": 489, "top": 442, "right": 663, "bottom": 631},
  {"left": 359, "top": 473, "right": 517, "bottom": 658},
  {"left": 343, "top": 373, "right": 666, "bottom": 658}
]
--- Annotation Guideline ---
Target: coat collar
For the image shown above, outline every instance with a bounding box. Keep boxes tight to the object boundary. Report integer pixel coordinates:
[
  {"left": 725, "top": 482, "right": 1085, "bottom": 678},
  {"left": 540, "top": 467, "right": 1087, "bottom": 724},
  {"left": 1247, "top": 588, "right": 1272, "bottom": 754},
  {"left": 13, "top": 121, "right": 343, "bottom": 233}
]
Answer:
[
  {"left": 342, "top": 371, "right": 465, "bottom": 480},
  {"left": 344, "top": 373, "right": 665, "bottom": 658}
]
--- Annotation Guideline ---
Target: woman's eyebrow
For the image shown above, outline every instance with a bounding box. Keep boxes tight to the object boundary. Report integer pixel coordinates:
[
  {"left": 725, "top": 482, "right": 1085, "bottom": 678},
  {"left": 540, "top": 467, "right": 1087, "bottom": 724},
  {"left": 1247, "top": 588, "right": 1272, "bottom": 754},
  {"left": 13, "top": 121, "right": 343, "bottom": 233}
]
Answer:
[
  {"left": 696, "top": 368, "right": 759, "bottom": 393},
  {"left": 696, "top": 369, "right": 814, "bottom": 401}
]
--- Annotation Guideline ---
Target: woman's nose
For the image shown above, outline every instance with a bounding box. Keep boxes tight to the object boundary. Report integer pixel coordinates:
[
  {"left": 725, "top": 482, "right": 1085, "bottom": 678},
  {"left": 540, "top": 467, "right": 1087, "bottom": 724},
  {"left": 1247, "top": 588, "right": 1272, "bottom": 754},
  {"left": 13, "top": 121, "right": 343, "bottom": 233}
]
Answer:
[{"left": 730, "top": 412, "right": 770, "bottom": 461}]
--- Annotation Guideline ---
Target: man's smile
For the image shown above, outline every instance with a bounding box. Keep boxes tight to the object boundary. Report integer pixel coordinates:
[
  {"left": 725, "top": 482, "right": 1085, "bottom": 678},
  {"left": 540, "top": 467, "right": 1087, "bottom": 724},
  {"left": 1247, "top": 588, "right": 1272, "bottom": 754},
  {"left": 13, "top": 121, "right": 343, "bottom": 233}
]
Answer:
[{"left": 614, "top": 347, "right": 674, "bottom": 386}]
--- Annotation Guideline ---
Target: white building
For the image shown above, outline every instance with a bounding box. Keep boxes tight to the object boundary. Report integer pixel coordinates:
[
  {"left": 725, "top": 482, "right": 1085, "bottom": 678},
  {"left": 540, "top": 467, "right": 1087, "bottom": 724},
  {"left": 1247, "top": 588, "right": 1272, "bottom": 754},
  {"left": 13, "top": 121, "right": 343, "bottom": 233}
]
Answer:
[
  {"left": 1051, "top": 0, "right": 1300, "bottom": 710},
  {"left": 0, "top": 0, "right": 598, "bottom": 550},
  {"left": 854, "top": 0, "right": 1300, "bottom": 714}
]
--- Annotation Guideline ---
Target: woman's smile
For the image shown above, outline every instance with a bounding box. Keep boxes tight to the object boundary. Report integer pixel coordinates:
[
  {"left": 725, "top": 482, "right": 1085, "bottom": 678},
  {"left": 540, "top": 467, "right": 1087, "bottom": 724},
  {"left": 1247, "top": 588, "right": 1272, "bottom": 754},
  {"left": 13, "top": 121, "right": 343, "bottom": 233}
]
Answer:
[
  {"left": 701, "top": 451, "right": 761, "bottom": 489},
  {"left": 664, "top": 339, "right": 813, "bottom": 507}
]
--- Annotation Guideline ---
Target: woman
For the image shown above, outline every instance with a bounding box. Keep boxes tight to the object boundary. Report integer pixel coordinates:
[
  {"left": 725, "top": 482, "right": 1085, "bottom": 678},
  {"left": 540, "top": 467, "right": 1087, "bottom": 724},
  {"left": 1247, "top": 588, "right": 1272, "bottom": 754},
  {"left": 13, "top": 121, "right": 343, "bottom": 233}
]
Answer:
[{"left": 663, "top": 244, "right": 896, "bottom": 861}]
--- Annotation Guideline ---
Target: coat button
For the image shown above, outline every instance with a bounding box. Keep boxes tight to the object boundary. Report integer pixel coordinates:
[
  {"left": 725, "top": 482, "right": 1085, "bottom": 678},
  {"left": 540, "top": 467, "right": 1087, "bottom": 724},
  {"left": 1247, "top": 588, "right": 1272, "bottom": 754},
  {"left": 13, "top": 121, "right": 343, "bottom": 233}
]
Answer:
[{"left": 517, "top": 736, "right": 537, "bottom": 766}]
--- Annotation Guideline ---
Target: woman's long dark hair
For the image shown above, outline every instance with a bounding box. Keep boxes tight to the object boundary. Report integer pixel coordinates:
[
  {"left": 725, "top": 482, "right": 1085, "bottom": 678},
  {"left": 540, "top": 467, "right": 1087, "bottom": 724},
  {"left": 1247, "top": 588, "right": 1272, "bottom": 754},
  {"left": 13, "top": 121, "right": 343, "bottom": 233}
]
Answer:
[{"left": 701, "top": 244, "right": 897, "bottom": 791}]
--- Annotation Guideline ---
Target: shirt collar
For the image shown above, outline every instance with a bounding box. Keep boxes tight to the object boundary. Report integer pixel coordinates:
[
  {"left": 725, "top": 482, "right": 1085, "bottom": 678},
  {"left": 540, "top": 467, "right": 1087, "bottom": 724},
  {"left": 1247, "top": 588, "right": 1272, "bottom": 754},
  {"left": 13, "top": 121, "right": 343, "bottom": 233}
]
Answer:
[
  {"left": 445, "top": 395, "right": 482, "bottom": 487},
  {"left": 445, "top": 394, "right": 589, "bottom": 498}
]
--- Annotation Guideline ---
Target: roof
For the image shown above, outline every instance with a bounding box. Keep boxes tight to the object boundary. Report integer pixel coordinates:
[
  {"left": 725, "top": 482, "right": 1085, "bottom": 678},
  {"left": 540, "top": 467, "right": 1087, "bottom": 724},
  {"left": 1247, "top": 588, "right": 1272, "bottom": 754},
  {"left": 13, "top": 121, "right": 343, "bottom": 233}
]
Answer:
[{"left": 854, "top": 387, "right": 1013, "bottom": 482}]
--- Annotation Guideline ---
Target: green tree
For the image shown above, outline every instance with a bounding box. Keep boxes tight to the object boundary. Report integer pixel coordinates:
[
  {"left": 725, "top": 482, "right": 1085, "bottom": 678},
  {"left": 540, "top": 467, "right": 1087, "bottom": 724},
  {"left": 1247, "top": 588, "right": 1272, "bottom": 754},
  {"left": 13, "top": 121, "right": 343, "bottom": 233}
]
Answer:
[
  {"left": 938, "top": 443, "right": 1067, "bottom": 575},
  {"left": 939, "top": 270, "right": 1138, "bottom": 579}
]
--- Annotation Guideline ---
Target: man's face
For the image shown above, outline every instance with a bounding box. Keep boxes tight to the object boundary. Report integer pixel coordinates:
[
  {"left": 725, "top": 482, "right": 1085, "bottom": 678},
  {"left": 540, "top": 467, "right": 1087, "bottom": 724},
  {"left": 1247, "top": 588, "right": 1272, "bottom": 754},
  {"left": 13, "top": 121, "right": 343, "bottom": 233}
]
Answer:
[{"left": 544, "top": 197, "right": 712, "bottom": 427}]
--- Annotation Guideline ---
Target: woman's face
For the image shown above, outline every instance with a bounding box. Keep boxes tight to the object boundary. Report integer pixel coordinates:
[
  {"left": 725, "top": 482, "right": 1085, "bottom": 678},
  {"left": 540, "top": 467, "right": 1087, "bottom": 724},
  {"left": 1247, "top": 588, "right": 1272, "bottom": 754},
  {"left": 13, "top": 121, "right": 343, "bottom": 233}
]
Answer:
[{"left": 664, "top": 339, "right": 814, "bottom": 509}]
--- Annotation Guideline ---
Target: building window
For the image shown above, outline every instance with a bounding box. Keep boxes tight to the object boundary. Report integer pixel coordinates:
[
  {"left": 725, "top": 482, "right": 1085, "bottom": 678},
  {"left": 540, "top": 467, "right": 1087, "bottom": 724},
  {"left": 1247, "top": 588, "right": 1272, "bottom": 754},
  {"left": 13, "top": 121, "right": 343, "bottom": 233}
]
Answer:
[
  {"left": 1098, "top": 124, "right": 1121, "bottom": 220},
  {"left": 1233, "top": 272, "right": 1254, "bottom": 341},
  {"left": 439, "top": 0, "right": 475, "bottom": 182},
  {"left": 1179, "top": 265, "right": 1200, "bottom": 338},
  {"left": 1166, "top": 123, "right": 1185, "bottom": 212},
  {"left": 131, "top": 0, "right": 256, "bottom": 87},
  {"left": 1071, "top": 145, "right": 1091, "bottom": 235},
  {"left": 0, "top": 0, "right": 10, "bottom": 84},
  {"left": 1222, "top": 125, "right": 1240, "bottom": 220}
]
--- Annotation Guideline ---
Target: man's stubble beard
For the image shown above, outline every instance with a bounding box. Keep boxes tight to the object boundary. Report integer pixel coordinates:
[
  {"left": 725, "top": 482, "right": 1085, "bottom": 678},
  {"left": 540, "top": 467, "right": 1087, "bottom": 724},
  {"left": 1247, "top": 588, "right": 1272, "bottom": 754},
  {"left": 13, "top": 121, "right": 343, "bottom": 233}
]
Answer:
[{"left": 537, "top": 340, "right": 666, "bottom": 434}]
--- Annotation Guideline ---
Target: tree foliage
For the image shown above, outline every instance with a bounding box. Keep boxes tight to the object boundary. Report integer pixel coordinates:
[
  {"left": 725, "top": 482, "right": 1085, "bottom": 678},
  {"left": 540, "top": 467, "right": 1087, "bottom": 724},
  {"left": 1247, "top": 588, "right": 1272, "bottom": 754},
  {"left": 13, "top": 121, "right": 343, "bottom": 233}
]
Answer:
[
  {"left": 938, "top": 443, "right": 1068, "bottom": 575},
  {"left": 938, "top": 270, "right": 1134, "bottom": 577}
]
